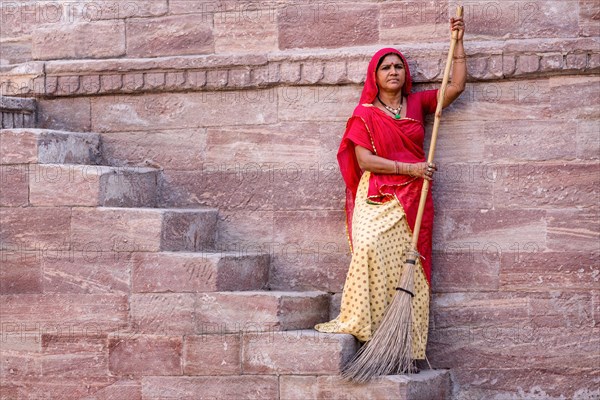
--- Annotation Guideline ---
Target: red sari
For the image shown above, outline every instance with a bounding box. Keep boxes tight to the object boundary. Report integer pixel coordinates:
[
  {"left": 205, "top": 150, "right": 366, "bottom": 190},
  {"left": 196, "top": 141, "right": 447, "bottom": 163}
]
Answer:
[{"left": 337, "top": 48, "right": 438, "bottom": 285}]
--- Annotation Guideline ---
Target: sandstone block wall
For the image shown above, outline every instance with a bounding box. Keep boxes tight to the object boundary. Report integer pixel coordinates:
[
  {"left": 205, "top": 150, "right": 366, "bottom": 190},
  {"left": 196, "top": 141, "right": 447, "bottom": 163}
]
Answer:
[{"left": 1, "top": 0, "right": 599, "bottom": 399}]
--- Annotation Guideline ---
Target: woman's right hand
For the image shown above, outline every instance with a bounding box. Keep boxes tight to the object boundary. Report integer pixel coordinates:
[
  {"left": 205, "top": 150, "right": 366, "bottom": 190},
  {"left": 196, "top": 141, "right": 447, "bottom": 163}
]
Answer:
[{"left": 406, "top": 162, "right": 437, "bottom": 181}]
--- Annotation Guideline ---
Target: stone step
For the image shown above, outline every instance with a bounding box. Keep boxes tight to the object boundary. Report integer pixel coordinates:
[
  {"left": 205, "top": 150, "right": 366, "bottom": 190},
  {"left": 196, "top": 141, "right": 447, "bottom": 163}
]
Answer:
[
  {"left": 71, "top": 207, "right": 218, "bottom": 253},
  {"left": 0, "top": 128, "right": 101, "bottom": 165},
  {"left": 129, "top": 291, "right": 330, "bottom": 335},
  {"left": 242, "top": 330, "right": 357, "bottom": 375},
  {"left": 29, "top": 164, "right": 159, "bottom": 207},
  {"left": 139, "top": 371, "right": 450, "bottom": 400},
  {"left": 280, "top": 369, "right": 451, "bottom": 400},
  {"left": 132, "top": 251, "right": 270, "bottom": 293}
]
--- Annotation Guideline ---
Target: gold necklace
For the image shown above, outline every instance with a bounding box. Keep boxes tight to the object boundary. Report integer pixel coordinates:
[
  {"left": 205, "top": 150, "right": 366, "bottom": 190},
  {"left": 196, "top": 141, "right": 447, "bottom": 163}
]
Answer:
[{"left": 377, "top": 95, "right": 403, "bottom": 119}]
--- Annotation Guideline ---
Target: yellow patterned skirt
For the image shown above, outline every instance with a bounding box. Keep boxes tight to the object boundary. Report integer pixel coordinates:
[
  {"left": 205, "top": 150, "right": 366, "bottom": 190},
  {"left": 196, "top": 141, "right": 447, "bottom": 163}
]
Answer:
[{"left": 315, "top": 171, "right": 430, "bottom": 359}]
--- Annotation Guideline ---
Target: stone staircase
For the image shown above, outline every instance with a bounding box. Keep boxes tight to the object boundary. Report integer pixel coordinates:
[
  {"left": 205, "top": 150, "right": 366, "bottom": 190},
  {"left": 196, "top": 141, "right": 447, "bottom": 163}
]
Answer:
[{"left": 1, "top": 100, "right": 450, "bottom": 399}]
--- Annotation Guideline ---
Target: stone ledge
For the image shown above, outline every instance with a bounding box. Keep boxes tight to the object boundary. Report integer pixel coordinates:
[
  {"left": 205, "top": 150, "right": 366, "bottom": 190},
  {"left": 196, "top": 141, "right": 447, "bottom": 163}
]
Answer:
[
  {"left": 0, "top": 96, "right": 37, "bottom": 129},
  {"left": 1, "top": 38, "right": 598, "bottom": 98}
]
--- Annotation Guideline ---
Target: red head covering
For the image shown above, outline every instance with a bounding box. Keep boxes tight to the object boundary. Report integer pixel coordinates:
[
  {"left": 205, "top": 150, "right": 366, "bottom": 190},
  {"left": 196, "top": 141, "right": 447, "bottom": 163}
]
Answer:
[{"left": 359, "top": 48, "right": 413, "bottom": 104}]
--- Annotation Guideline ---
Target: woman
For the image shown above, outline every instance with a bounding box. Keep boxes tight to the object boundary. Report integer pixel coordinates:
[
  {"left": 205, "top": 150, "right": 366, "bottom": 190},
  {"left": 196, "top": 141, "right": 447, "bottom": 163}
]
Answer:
[{"left": 315, "top": 17, "right": 466, "bottom": 362}]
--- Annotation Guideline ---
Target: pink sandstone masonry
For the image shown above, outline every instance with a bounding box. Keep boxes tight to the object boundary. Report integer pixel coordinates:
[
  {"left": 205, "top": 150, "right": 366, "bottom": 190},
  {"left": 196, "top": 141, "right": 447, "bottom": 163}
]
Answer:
[{"left": 1, "top": 1, "right": 599, "bottom": 399}]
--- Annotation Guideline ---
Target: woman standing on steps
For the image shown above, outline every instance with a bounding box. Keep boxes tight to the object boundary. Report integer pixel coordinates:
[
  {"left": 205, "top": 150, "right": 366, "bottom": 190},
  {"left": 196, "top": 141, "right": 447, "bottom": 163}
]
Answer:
[{"left": 315, "top": 17, "right": 466, "bottom": 364}]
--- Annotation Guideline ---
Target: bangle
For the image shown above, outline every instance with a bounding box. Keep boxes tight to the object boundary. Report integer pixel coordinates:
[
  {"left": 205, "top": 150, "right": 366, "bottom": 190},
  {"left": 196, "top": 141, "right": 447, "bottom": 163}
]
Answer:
[
  {"left": 394, "top": 161, "right": 399, "bottom": 175},
  {"left": 453, "top": 54, "right": 466, "bottom": 59},
  {"left": 453, "top": 59, "right": 466, "bottom": 63}
]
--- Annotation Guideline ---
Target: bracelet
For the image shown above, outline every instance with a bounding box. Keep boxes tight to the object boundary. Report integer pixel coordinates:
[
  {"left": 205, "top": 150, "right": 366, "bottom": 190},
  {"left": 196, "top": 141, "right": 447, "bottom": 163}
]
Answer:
[
  {"left": 394, "top": 161, "right": 399, "bottom": 175},
  {"left": 453, "top": 54, "right": 466, "bottom": 59},
  {"left": 453, "top": 59, "right": 466, "bottom": 63}
]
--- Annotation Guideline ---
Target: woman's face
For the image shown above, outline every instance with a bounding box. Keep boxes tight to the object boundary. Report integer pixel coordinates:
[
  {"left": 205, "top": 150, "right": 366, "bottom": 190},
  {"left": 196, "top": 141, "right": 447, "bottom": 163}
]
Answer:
[{"left": 376, "top": 54, "right": 405, "bottom": 93}]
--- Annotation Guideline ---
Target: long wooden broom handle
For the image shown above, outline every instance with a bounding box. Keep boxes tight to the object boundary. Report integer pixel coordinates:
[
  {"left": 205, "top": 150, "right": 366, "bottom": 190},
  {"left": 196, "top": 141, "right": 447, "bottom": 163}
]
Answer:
[{"left": 411, "top": 5, "right": 464, "bottom": 250}]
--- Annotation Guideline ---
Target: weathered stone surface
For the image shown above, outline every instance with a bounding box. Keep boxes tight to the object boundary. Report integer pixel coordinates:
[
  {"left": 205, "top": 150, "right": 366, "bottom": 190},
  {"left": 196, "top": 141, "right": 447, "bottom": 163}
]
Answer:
[
  {"left": 1, "top": 109, "right": 36, "bottom": 129},
  {"left": 492, "top": 163, "right": 599, "bottom": 208},
  {"left": 321, "top": 61, "right": 347, "bottom": 85},
  {"left": 0, "top": 96, "right": 36, "bottom": 112},
  {"left": 82, "top": 0, "right": 169, "bottom": 20},
  {"left": 108, "top": 336, "right": 182, "bottom": 376},
  {"left": 70, "top": 207, "right": 160, "bottom": 253},
  {"left": 206, "top": 69, "right": 228, "bottom": 88},
  {"left": 0, "top": 128, "right": 100, "bottom": 165},
  {"left": 516, "top": 55, "right": 540, "bottom": 74},
  {"left": 435, "top": 209, "right": 547, "bottom": 251},
  {"left": 380, "top": 1, "right": 448, "bottom": 44},
  {"left": 32, "top": 21, "right": 125, "bottom": 60},
  {"left": 550, "top": 75, "right": 600, "bottom": 120},
  {"left": 0, "top": 250, "right": 42, "bottom": 294},
  {"left": 484, "top": 120, "right": 577, "bottom": 161},
  {"left": 42, "top": 252, "right": 131, "bottom": 294},
  {"left": 141, "top": 376, "right": 278, "bottom": 400},
  {"left": 466, "top": 1, "right": 579, "bottom": 39},
  {"left": 0, "top": 164, "right": 28, "bottom": 206},
  {"left": 37, "top": 97, "right": 92, "bottom": 132},
  {"left": 280, "top": 370, "right": 451, "bottom": 400},
  {"left": 183, "top": 334, "right": 241, "bottom": 375},
  {"left": 448, "top": 368, "right": 599, "bottom": 400},
  {"left": 433, "top": 165, "right": 494, "bottom": 211},
  {"left": 42, "top": 334, "right": 108, "bottom": 378},
  {"left": 528, "top": 291, "right": 595, "bottom": 329},
  {"left": 431, "top": 248, "right": 500, "bottom": 293},
  {"left": 0, "top": 339, "right": 42, "bottom": 379},
  {"left": 269, "top": 210, "right": 350, "bottom": 292},
  {"left": 330, "top": 293, "right": 342, "bottom": 319},
  {"left": 546, "top": 210, "right": 599, "bottom": 252},
  {"left": 576, "top": 121, "right": 600, "bottom": 160},
  {"left": 212, "top": 210, "right": 275, "bottom": 251},
  {"left": 447, "top": 79, "right": 550, "bottom": 121},
  {"left": 500, "top": 251, "right": 598, "bottom": 290},
  {"left": 431, "top": 292, "right": 530, "bottom": 329},
  {"left": 100, "top": 129, "right": 207, "bottom": 169},
  {"left": 29, "top": 164, "right": 159, "bottom": 207},
  {"left": 300, "top": 62, "right": 324, "bottom": 85},
  {"left": 161, "top": 209, "right": 218, "bottom": 251},
  {"left": 429, "top": 324, "right": 598, "bottom": 370},
  {"left": 70, "top": 208, "right": 217, "bottom": 253},
  {"left": 195, "top": 291, "right": 330, "bottom": 333},
  {"left": 215, "top": 10, "right": 278, "bottom": 53},
  {"left": 0, "top": 294, "right": 128, "bottom": 328},
  {"left": 0, "top": 207, "right": 71, "bottom": 250},
  {"left": 566, "top": 53, "right": 588, "bottom": 70},
  {"left": 126, "top": 15, "right": 213, "bottom": 58},
  {"left": 132, "top": 252, "right": 269, "bottom": 293},
  {"left": 0, "top": 41, "right": 31, "bottom": 65},
  {"left": 270, "top": 251, "right": 351, "bottom": 293},
  {"left": 130, "top": 293, "right": 196, "bottom": 335},
  {"left": 580, "top": 0, "right": 600, "bottom": 37},
  {"left": 278, "top": 85, "right": 360, "bottom": 122},
  {"left": 279, "top": 62, "right": 301, "bottom": 83},
  {"left": 278, "top": 4, "right": 379, "bottom": 49},
  {"left": 0, "top": 378, "right": 120, "bottom": 400},
  {"left": 91, "top": 91, "right": 277, "bottom": 132},
  {"left": 227, "top": 67, "right": 250, "bottom": 87},
  {"left": 0, "top": 1, "right": 70, "bottom": 38},
  {"left": 204, "top": 122, "right": 339, "bottom": 166},
  {"left": 54, "top": 75, "right": 80, "bottom": 96},
  {"left": 242, "top": 330, "right": 357, "bottom": 375},
  {"left": 159, "top": 169, "right": 274, "bottom": 211},
  {"left": 80, "top": 380, "right": 142, "bottom": 400}
]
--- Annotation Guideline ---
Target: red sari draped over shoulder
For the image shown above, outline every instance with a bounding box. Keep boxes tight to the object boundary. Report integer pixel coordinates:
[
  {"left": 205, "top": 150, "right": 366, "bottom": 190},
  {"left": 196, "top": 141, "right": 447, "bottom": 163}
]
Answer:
[{"left": 337, "top": 48, "right": 438, "bottom": 285}]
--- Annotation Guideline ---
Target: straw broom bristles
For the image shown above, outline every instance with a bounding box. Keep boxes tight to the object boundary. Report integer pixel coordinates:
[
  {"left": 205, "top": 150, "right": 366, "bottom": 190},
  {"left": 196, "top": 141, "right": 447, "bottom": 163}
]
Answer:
[{"left": 341, "top": 251, "right": 418, "bottom": 383}]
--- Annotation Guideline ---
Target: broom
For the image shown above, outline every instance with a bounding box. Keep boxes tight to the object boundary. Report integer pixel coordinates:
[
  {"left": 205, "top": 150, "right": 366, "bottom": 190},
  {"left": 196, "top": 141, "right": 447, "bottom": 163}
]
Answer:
[{"left": 341, "top": 5, "right": 465, "bottom": 383}]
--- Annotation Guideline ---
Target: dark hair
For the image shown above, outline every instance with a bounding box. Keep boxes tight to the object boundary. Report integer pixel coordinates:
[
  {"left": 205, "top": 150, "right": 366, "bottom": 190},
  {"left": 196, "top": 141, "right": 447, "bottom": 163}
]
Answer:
[{"left": 376, "top": 52, "right": 404, "bottom": 71}]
